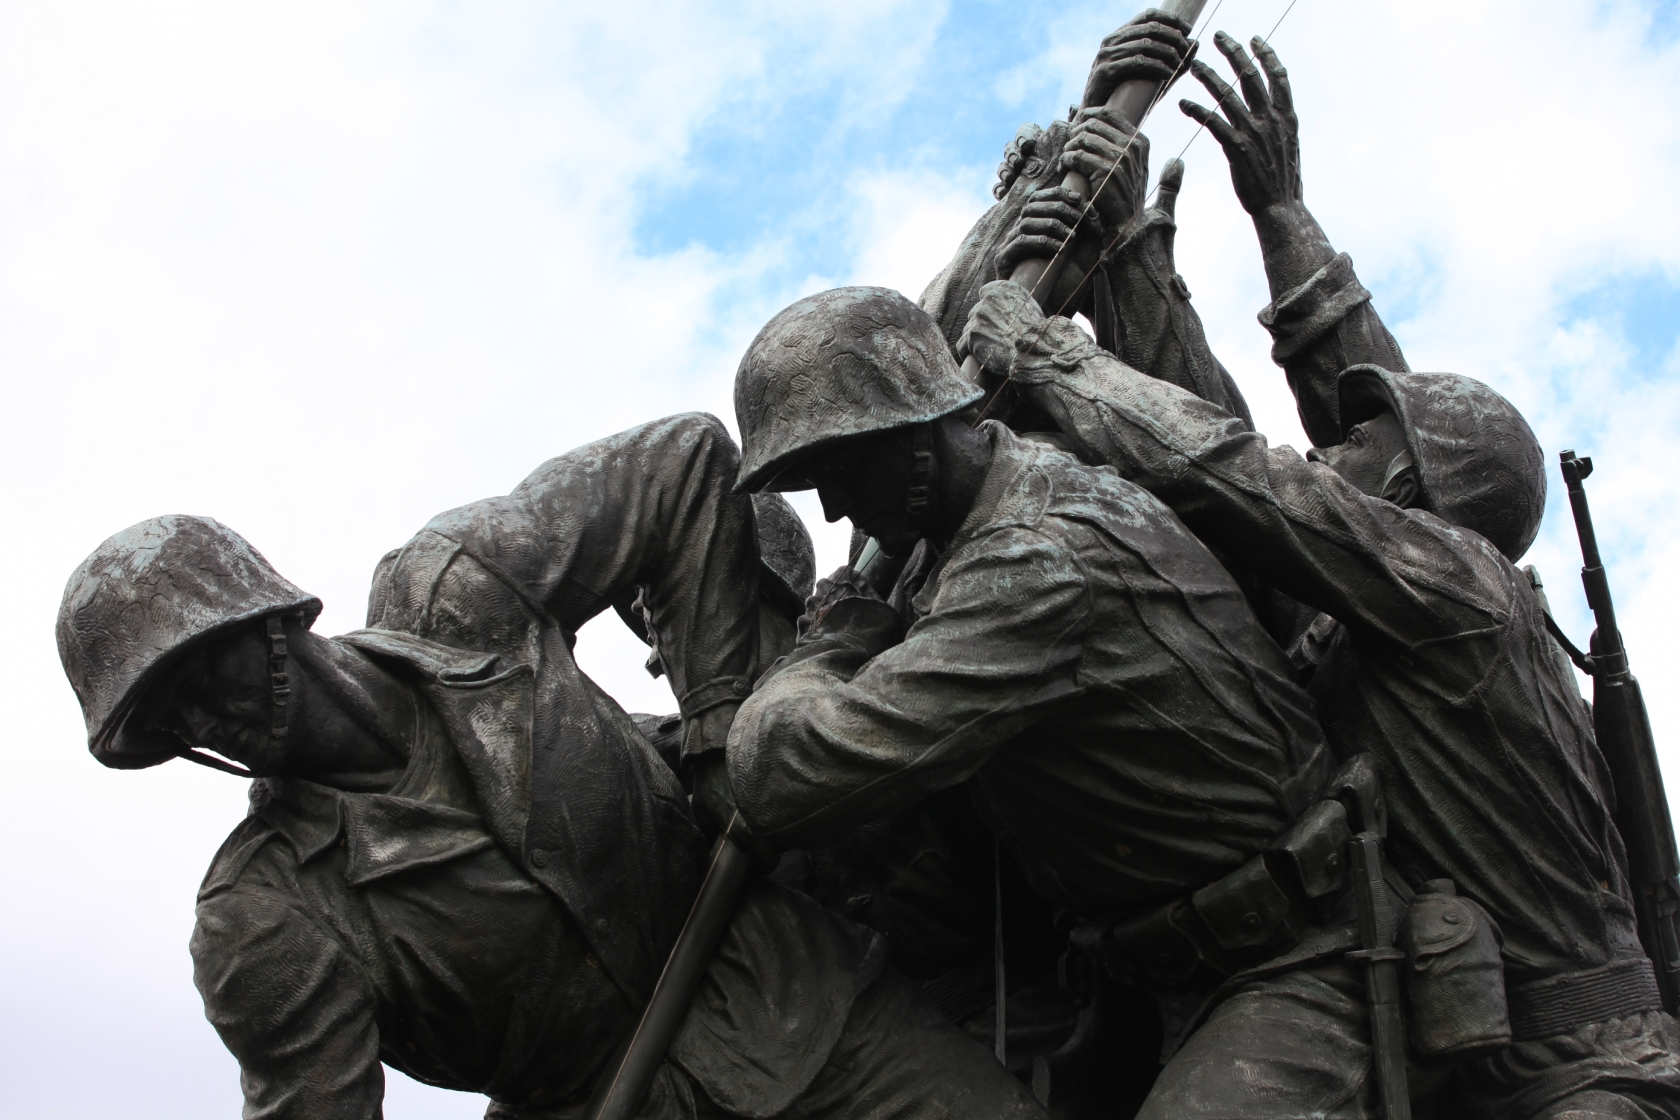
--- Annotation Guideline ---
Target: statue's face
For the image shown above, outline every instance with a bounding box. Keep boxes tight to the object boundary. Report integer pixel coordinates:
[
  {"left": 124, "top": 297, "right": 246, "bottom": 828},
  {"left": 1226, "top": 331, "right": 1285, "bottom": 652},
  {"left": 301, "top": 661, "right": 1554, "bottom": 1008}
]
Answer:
[
  {"left": 141, "top": 624, "right": 281, "bottom": 769},
  {"left": 802, "top": 427, "right": 921, "bottom": 556},
  {"left": 1308, "top": 406, "right": 1411, "bottom": 501}
]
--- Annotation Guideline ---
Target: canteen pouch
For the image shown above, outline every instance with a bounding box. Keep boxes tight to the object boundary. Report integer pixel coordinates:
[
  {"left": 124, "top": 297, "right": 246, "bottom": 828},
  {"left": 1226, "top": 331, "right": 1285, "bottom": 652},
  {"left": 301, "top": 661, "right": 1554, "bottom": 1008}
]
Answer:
[{"left": 1397, "top": 880, "right": 1510, "bottom": 1059}]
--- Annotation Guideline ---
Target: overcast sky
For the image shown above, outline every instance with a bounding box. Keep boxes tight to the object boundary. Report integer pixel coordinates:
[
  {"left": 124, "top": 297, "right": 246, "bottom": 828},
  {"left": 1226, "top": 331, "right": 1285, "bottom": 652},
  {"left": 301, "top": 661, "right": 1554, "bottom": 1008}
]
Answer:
[{"left": 5, "top": 1, "right": 1680, "bottom": 1116}]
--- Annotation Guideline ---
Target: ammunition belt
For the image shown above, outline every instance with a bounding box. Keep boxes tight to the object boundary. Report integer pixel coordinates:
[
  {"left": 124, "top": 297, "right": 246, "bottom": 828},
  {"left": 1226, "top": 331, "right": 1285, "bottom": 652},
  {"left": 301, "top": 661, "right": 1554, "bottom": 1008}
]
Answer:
[
  {"left": 1506, "top": 957, "right": 1662, "bottom": 1040},
  {"left": 1092, "top": 796, "right": 1358, "bottom": 990}
]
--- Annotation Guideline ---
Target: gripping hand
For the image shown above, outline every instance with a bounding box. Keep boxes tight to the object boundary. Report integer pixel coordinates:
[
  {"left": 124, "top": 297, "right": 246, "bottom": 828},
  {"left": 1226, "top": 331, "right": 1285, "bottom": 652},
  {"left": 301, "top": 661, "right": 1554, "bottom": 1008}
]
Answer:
[
  {"left": 1083, "top": 9, "right": 1198, "bottom": 110},
  {"left": 957, "top": 280, "right": 1048, "bottom": 387}
]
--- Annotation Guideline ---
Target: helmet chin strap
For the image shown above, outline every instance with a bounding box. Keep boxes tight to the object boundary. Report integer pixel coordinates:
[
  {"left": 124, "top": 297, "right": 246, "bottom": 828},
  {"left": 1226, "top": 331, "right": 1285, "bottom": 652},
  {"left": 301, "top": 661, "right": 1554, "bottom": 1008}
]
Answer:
[
  {"left": 902, "top": 423, "right": 936, "bottom": 542},
  {"left": 1380, "top": 449, "right": 1416, "bottom": 501},
  {"left": 266, "top": 614, "right": 293, "bottom": 747},
  {"left": 176, "top": 746, "right": 261, "bottom": 777},
  {"left": 174, "top": 613, "right": 294, "bottom": 779}
]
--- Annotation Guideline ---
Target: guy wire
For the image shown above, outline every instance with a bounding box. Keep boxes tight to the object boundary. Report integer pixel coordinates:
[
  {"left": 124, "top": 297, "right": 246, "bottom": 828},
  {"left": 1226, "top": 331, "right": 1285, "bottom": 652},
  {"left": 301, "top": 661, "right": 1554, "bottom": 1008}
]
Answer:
[
  {"left": 971, "top": 0, "right": 1302, "bottom": 425},
  {"left": 969, "top": 0, "right": 1221, "bottom": 425}
]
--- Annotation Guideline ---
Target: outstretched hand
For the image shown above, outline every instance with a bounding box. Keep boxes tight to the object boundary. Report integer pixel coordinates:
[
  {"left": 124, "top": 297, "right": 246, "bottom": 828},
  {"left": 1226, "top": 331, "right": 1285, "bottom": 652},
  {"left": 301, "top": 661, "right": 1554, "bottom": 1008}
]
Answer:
[
  {"left": 1178, "top": 32, "right": 1301, "bottom": 217},
  {"left": 1083, "top": 9, "right": 1198, "bottom": 110}
]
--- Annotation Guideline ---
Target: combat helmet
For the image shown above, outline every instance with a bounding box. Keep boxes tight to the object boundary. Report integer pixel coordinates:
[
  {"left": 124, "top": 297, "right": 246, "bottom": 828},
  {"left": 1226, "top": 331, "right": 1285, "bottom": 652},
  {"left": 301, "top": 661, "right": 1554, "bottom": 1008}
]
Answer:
[
  {"left": 57, "top": 515, "right": 321, "bottom": 769},
  {"left": 734, "top": 286, "right": 983, "bottom": 493},
  {"left": 1338, "top": 365, "right": 1546, "bottom": 561}
]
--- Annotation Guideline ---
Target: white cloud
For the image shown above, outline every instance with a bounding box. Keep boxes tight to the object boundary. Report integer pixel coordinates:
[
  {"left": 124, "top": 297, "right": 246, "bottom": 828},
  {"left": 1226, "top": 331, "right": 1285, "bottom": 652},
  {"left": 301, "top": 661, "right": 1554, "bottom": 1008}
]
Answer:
[{"left": 6, "top": 1, "right": 1680, "bottom": 1116}]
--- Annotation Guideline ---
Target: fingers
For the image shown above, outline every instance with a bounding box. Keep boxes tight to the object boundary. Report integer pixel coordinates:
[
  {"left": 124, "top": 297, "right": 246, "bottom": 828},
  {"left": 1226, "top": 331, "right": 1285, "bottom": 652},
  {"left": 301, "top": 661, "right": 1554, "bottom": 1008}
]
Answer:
[
  {"left": 1211, "top": 31, "right": 1270, "bottom": 116},
  {"left": 1099, "top": 19, "right": 1191, "bottom": 54},
  {"left": 1252, "top": 37, "right": 1295, "bottom": 121},
  {"left": 1013, "top": 201, "right": 1085, "bottom": 240},
  {"left": 1064, "top": 113, "right": 1139, "bottom": 177},
  {"left": 1178, "top": 97, "right": 1242, "bottom": 153},
  {"left": 1085, "top": 55, "right": 1180, "bottom": 98},
  {"left": 1085, "top": 17, "right": 1194, "bottom": 108},
  {"left": 1187, "top": 58, "right": 1253, "bottom": 133},
  {"left": 1154, "top": 158, "right": 1185, "bottom": 220},
  {"left": 1061, "top": 148, "right": 1126, "bottom": 188},
  {"left": 1128, "top": 8, "right": 1192, "bottom": 35},
  {"left": 1000, "top": 187, "right": 1086, "bottom": 272},
  {"left": 1021, "top": 186, "right": 1085, "bottom": 219},
  {"left": 1095, "top": 28, "right": 1185, "bottom": 64},
  {"left": 999, "top": 237, "right": 1067, "bottom": 274},
  {"left": 1070, "top": 108, "right": 1136, "bottom": 144}
]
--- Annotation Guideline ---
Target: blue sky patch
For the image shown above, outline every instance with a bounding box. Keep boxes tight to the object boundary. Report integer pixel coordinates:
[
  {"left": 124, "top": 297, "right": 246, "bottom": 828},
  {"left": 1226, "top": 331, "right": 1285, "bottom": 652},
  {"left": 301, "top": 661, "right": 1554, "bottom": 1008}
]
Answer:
[
  {"left": 633, "top": 2, "right": 1095, "bottom": 283},
  {"left": 1561, "top": 269, "right": 1680, "bottom": 380},
  {"left": 1647, "top": 0, "right": 1680, "bottom": 45}
]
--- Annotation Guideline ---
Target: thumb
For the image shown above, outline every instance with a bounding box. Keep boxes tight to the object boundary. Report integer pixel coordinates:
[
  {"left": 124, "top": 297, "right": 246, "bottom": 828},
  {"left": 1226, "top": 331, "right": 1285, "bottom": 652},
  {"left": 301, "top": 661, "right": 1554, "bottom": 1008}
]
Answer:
[{"left": 1154, "top": 158, "right": 1185, "bottom": 219}]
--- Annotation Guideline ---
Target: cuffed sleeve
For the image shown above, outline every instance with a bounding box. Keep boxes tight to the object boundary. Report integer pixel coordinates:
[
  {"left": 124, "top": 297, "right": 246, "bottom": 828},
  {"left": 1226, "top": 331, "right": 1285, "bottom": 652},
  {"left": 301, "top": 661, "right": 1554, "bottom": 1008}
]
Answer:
[
  {"left": 728, "top": 527, "right": 1090, "bottom": 847},
  {"left": 1256, "top": 252, "right": 1410, "bottom": 447}
]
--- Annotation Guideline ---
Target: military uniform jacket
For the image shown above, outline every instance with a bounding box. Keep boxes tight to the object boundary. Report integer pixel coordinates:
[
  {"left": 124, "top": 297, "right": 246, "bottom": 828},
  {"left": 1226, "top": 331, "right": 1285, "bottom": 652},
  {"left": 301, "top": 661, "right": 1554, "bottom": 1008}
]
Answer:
[
  {"left": 1002, "top": 296, "right": 1645, "bottom": 985},
  {"left": 729, "top": 423, "right": 1330, "bottom": 916},
  {"left": 191, "top": 416, "right": 883, "bottom": 1119}
]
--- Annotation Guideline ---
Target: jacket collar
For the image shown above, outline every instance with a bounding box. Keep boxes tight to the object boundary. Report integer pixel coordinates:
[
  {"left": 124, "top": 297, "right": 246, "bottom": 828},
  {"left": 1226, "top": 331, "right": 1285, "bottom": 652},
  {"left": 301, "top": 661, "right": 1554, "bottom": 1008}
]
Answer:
[{"left": 910, "top": 423, "right": 1041, "bottom": 617}]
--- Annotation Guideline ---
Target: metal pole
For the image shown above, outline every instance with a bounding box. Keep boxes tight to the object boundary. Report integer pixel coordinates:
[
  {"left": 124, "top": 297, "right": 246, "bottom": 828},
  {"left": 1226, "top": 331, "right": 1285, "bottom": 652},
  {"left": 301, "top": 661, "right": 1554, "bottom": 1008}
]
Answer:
[{"left": 584, "top": 832, "right": 755, "bottom": 1120}]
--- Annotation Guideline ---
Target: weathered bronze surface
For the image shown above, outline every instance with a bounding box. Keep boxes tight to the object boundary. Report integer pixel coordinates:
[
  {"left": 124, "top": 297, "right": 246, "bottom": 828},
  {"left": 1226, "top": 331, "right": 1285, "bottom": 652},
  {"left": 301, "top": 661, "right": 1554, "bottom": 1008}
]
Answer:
[{"left": 55, "top": 11, "right": 1680, "bottom": 1120}]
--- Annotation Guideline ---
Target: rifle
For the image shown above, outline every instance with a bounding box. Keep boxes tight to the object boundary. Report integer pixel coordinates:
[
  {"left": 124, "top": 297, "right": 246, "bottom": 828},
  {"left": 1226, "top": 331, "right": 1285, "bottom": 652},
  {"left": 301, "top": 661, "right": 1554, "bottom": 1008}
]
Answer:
[
  {"left": 1557, "top": 450, "right": 1680, "bottom": 1013},
  {"left": 1331, "top": 755, "right": 1412, "bottom": 1120}
]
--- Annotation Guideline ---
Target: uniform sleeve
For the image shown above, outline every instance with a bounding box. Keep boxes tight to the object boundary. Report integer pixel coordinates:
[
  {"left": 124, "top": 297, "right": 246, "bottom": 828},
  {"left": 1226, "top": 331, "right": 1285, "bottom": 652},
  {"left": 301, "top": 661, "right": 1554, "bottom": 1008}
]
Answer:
[
  {"left": 727, "top": 527, "right": 1089, "bottom": 847},
  {"left": 508, "top": 413, "right": 760, "bottom": 727},
  {"left": 1097, "top": 207, "right": 1255, "bottom": 428},
  {"left": 1004, "top": 316, "right": 1511, "bottom": 670},
  {"left": 414, "top": 413, "right": 760, "bottom": 749},
  {"left": 1256, "top": 252, "right": 1411, "bottom": 447},
  {"left": 192, "top": 888, "right": 384, "bottom": 1120}
]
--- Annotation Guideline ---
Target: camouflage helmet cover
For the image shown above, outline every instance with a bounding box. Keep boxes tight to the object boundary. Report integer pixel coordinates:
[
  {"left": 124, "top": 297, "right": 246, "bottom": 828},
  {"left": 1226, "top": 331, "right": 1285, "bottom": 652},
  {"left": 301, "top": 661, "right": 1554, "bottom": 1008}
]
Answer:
[
  {"left": 57, "top": 515, "right": 321, "bottom": 768},
  {"left": 734, "top": 286, "right": 983, "bottom": 492},
  {"left": 1338, "top": 365, "right": 1546, "bottom": 562},
  {"left": 751, "top": 492, "right": 816, "bottom": 616}
]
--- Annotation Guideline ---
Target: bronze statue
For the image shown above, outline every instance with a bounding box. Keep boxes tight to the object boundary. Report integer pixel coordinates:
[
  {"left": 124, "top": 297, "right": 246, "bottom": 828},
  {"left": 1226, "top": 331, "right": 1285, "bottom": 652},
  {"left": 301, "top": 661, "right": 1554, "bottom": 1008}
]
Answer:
[
  {"left": 50, "top": 10, "right": 1680, "bottom": 1120},
  {"left": 952, "top": 30, "right": 1680, "bottom": 1120},
  {"left": 57, "top": 415, "right": 1043, "bottom": 1120}
]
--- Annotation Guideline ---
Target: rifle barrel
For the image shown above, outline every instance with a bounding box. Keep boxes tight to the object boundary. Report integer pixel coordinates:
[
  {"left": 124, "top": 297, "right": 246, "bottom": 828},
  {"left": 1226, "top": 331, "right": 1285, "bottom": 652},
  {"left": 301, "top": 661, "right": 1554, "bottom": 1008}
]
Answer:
[{"left": 1560, "top": 450, "right": 1626, "bottom": 664}]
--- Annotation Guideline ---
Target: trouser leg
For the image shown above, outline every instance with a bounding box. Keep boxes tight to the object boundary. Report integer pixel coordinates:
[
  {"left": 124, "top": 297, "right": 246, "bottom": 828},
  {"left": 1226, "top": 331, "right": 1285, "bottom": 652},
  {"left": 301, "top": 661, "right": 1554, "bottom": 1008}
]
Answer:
[
  {"left": 1136, "top": 960, "right": 1376, "bottom": 1120},
  {"left": 782, "top": 968, "right": 1048, "bottom": 1120},
  {"left": 1459, "top": 1010, "right": 1680, "bottom": 1120}
]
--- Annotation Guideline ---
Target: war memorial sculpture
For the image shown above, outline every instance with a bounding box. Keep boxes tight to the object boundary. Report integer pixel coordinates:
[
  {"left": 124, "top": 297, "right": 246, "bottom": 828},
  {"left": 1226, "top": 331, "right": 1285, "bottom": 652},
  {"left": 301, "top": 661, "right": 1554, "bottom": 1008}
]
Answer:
[{"left": 53, "top": 4, "right": 1680, "bottom": 1119}]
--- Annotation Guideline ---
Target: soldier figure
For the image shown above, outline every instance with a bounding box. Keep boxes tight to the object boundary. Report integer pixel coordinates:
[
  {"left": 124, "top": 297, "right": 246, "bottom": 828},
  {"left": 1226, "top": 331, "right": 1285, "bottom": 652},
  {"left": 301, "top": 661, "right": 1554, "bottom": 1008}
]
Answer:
[
  {"left": 956, "top": 30, "right": 1680, "bottom": 1119},
  {"left": 722, "top": 284, "right": 1418, "bottom": 1118},
  {"left": 57, "top": 414, "right": 1044, "bottom": 1120}
]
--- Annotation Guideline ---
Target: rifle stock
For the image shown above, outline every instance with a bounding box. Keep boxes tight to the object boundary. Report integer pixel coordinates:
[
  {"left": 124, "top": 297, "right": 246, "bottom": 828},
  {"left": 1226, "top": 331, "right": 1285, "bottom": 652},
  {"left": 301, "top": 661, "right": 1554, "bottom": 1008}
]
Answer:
[{"left": 1559, "top": 450, "right": 1680, "bottom": 1013}]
